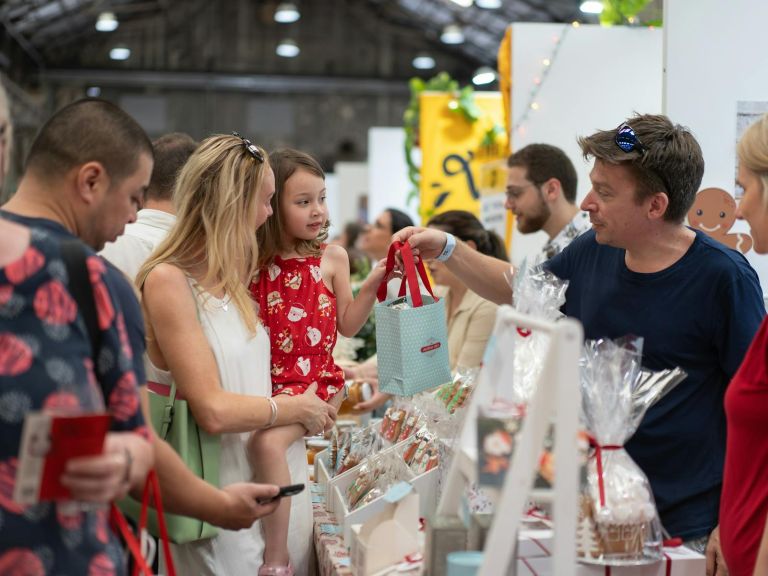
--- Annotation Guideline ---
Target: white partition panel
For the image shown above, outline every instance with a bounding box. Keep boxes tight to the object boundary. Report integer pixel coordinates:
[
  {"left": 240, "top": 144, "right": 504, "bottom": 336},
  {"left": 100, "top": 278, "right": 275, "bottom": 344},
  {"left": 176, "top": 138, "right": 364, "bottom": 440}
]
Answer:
[
  {"left": 665, "top": 0, "right": 768, "bottom": 295},
  {"left": 510, "top": 23, "right": 663, "bottom": 266},
  {"left": 368, "top": 127, "right": 420, "bottom": 227},
  {"left": 334, "top": 161, "right": 369, "bottom": 232}
]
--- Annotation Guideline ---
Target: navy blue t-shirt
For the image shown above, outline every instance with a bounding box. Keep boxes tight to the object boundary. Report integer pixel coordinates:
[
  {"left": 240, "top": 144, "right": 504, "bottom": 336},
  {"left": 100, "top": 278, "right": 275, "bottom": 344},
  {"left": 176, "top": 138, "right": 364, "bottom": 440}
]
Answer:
[
  {"left": 547, "top": 229, "right": 765, "bottom": 539},
  {"left": 0, "top": 211, "right": 147, "bottom": 385}
]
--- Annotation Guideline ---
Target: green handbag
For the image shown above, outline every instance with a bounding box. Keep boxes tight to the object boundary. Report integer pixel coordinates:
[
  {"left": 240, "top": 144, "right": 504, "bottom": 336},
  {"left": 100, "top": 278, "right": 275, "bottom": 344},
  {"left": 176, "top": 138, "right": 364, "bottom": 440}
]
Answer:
[{"left": 120, "top": 381, "right": 220, "bottom": 543}]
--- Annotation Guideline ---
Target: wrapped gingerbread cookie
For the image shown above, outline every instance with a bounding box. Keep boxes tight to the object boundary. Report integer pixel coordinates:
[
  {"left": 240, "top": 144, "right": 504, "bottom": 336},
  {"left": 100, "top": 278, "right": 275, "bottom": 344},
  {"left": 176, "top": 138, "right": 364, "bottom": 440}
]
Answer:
[{"left": 580, "top": 336, "right": 663, "bottom": 565}]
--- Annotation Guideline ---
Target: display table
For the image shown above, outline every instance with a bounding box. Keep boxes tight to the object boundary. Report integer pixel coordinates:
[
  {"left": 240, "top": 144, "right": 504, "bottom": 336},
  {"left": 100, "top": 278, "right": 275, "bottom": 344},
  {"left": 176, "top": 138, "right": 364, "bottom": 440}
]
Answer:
[
  {"left": 311, "top": 483, "right": 353, "bottom": 576},
  {"left": 517, "top": 531, "right": 705, "bottom": 576}
]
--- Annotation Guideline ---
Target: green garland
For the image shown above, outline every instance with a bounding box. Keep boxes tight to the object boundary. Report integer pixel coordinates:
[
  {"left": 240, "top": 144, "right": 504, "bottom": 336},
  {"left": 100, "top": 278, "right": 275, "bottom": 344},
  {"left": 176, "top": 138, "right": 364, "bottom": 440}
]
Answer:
[{"left": 599, "top": 0, "right": 661, "bottom": 26}]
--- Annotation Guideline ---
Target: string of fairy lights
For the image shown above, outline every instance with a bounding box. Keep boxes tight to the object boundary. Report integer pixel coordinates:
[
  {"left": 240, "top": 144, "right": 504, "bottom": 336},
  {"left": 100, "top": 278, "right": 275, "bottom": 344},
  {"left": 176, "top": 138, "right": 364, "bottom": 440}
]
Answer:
[{"left": 512, "top": 22, "right": 575, "bottom": 136}]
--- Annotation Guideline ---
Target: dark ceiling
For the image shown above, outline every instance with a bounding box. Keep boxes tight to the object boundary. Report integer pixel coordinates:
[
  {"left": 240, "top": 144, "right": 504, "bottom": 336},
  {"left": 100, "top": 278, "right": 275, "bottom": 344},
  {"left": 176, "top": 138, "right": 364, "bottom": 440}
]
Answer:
[{"left": 0, "top": 0, "right": 587, "bottom": 89}]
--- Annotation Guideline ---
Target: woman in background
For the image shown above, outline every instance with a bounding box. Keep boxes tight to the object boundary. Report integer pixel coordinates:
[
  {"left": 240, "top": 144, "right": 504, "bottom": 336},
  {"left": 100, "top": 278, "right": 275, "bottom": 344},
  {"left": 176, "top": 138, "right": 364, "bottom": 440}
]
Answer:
[
  {"left": 359, "top": 208, "right": 413, "bottom": 267},
  {"left": 426, "top": 210, "right": 507, "bottom": 370}
]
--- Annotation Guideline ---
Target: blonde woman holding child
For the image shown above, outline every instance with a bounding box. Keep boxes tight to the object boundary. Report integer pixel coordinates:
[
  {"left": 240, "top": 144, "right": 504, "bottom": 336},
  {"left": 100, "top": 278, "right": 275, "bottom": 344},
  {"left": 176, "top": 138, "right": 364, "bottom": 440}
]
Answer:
[
  {"left": 137, "top": 135, "right": 336, "bottom": 575},
  {"left": 249, "top": 148, "right": 389, "bottom": 575}
]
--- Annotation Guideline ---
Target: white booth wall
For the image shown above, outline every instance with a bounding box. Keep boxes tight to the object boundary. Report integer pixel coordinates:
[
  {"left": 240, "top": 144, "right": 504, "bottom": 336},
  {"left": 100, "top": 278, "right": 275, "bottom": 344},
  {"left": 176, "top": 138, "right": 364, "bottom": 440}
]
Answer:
[
  {"left": 509, "top": 23, "right": 663, "bottom": 266},
  {"left": 368, "top": 127, "right": 420, "bottom": 227},
  {"left": 333, "top": 161, "right": 369, "bottom": 237},
  {"left": 664, "top": 0, "right": 768, "bottom": 295}
]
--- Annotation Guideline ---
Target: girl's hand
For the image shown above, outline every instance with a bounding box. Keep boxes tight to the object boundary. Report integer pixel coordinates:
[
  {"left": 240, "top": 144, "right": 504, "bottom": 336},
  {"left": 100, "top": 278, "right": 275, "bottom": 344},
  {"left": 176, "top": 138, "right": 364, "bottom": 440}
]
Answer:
[
  {"left": 289, "top": 383, "right": 337, "bottom": 435},
  {"left": 360, "top": 259, "right": 391, "bottom": 294}
]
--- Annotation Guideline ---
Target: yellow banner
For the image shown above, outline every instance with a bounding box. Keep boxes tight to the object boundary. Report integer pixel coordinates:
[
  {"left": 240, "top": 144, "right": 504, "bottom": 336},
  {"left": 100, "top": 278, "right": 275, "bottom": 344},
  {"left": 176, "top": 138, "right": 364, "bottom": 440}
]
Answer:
[{"left": 419, "top": 92, "right": 512, "bottom": 248}]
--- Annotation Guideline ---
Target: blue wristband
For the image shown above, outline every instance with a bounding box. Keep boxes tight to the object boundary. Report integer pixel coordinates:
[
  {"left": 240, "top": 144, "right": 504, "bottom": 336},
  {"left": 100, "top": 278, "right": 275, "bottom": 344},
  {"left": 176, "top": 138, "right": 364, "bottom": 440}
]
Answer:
[{"left": 436, "top": 233, "right": 457, "bottom": 262}]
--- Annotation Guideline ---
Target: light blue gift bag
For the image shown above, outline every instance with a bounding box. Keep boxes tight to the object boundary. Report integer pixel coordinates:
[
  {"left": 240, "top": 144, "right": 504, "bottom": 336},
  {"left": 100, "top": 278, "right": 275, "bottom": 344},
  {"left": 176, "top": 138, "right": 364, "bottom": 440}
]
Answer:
[{"left": 375, "top": 241, "right": 451, "bottom": 396}]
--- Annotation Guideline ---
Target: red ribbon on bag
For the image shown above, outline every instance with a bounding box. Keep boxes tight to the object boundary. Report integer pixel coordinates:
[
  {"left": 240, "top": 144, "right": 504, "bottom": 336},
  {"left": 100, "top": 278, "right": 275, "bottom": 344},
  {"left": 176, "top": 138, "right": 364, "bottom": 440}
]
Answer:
[
  {"left": 376, "top": 241, "right": 438, "bottom": 306},
  {"left": 587, "top": 435, "right": 622, "bottom": 508},
  {"left": 110, "top": 470, "right": 177, "bottom": 576}
]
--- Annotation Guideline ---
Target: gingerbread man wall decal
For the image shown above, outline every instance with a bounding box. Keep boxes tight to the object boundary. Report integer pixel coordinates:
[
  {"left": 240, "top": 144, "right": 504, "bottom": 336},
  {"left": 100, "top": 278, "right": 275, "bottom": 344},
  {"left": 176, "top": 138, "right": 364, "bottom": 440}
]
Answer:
[{"left": 687, "top": 187, "right": 753, "bottom": 254}]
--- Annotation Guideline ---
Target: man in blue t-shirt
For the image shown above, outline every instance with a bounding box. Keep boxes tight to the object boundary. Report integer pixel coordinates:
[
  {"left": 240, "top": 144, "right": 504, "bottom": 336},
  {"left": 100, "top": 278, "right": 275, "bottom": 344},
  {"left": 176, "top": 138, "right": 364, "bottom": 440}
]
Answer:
[{"left": 395, "top": 114, "right": 764, "bottom": 570}]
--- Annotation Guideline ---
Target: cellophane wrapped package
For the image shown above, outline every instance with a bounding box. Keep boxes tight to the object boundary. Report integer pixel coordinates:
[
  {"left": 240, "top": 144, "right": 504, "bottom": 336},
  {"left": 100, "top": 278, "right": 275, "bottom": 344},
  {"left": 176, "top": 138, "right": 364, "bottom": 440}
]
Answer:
[{"left": 579, "top": 336, "right": 663, "bottom": 565}]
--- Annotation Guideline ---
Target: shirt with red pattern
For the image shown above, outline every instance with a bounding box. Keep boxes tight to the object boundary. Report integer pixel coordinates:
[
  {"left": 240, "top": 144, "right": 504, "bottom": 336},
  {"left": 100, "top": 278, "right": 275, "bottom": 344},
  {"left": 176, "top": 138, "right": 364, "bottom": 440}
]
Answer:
[
  {"left": 0, "top": 228, "right": 147, "bottom": 576},
  {"left": 250, "top": 251, "right": 344, "bottom": 401}
]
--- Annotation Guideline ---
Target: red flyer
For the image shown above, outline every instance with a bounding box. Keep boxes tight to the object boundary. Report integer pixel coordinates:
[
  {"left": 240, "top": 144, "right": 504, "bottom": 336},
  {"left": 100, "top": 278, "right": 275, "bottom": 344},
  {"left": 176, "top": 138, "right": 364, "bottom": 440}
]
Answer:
[{"left": 13, "top": 412, "right": 111, "bottom": 504}]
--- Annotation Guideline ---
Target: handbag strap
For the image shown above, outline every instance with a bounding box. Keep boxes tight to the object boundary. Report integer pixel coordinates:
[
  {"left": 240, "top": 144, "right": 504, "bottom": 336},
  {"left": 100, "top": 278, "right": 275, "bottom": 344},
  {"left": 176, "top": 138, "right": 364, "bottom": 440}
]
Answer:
[
  {"left": 376, "top": 241, "right": 438, "bottom": 306},
  {"left": 158, "top": 382, "right": 177, "bottom": 440}
]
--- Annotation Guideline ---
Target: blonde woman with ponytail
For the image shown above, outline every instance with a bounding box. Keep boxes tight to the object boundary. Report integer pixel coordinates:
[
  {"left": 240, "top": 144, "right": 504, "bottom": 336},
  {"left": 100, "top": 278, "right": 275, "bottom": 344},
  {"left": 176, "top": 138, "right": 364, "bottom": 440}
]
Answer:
[{"left": 137, "top": 134, "right": 335, "bottom": 575}]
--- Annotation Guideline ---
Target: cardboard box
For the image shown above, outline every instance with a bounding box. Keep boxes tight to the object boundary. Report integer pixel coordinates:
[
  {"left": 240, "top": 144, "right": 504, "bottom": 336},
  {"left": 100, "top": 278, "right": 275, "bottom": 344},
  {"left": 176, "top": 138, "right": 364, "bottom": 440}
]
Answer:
[
  {"left": 331, "top": 442, "right": 439, "bottom": 544},
  {"left": 349, "top": 485, "right": 421, "bottom": 576}
]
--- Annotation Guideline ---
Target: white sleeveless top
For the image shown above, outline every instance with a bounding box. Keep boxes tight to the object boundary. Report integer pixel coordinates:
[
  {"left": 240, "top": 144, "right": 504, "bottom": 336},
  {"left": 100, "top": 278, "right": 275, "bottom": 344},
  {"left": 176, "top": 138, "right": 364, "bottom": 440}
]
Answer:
[{"left": 149, "top": 279, "right": 312, "bottom": 575}]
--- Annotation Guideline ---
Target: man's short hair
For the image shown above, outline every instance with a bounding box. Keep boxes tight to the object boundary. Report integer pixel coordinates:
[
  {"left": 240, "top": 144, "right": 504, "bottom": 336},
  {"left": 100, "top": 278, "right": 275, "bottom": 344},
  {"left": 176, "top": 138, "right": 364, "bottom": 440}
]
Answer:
[
  {"left": 577, "top": 114, "right": 704, "bottom": 223},
  {"left": 24, "top": 98, "right": 153, "bottom": 185},
  {"left": 146, "top": 132, "right": 198, "bottom": 201},
  {"left": 507, "top": 143, "right": 578, "bottom": 203}
]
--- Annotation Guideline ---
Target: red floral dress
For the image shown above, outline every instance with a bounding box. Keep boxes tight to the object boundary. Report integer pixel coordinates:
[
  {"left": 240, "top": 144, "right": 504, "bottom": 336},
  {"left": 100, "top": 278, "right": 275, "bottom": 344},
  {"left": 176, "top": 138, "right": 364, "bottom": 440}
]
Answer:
[{"left": 250, "top": 251, "right": 344, "bottom": 401}]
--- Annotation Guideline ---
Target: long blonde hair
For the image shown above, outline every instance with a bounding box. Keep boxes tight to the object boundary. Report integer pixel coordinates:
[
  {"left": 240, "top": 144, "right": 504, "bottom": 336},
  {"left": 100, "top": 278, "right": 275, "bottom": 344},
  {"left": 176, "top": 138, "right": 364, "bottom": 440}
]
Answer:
[
  {"left": 257, "top": 148, "right": 328, "bottom": 268},
  {"left": 738, "top": 113, "right": 768, "bottom": 206},
  {"left": 137, "top": 134, "right": 269, "bottom": 334}
]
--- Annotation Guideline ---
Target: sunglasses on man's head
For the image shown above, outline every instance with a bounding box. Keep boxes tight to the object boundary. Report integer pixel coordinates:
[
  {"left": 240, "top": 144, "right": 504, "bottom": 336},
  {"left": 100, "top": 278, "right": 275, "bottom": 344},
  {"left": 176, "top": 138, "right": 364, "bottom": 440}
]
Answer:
[
  {"left": 615, "top": 123, "right": 647, "bottom": 155},
  {"left": 614, "top": 122, "right": 673, "bottom": 193},
  {"left": 232, "top": 131, "right": 265, "bottom": 163}
]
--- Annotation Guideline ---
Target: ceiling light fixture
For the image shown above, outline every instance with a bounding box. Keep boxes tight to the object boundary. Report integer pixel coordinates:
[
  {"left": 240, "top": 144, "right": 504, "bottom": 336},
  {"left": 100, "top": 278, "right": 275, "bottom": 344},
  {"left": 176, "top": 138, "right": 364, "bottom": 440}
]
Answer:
[
  {"left": 579, "top": 1, "right": 604, "bottom": 14},
  {"left": 274, "top": 2, "right": 301, "bottom": 23},
  {"left": 472, "top": 66, "right": 497, "bottom": 86},
  {"left": 440, "top": 24, "right": 465, "bottom": 45},
  {"left": 276, "top": 39, "right": 300, "bottom": 58},
  {"left": 109, "top": 46, "right": 130, "bottom": 61},
  {"left": 412, "top": 53, "right": 436, "bottom": 70},
  {"left": 95, "top": 12, "right": 118, "bottom": 32},
  {"left": 475, "top": 0, "right": 502, "bottom": 8},
  {"left": 449, "top": 0, "right": 474, "bottom": 7}
]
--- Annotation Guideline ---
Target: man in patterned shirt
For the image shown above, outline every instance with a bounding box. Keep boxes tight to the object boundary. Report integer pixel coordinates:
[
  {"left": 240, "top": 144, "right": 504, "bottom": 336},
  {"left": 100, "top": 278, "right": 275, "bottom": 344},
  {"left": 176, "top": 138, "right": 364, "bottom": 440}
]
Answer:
[{"left": 506, "top": 143, "right": 591, "bottom": 260}]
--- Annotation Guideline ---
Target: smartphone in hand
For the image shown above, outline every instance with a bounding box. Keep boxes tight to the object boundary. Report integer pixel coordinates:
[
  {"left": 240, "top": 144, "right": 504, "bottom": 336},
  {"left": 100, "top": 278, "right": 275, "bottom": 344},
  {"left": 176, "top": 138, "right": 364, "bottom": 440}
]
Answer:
[{"left": 257, "top": 483, "right": 305, "bottom": 505}]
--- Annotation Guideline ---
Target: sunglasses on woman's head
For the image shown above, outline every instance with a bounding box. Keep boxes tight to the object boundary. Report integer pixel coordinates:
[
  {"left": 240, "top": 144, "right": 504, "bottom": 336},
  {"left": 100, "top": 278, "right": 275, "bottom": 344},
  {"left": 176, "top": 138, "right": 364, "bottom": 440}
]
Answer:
[{"left": 232, "top": 131, "right": 265, "bottom": 163}]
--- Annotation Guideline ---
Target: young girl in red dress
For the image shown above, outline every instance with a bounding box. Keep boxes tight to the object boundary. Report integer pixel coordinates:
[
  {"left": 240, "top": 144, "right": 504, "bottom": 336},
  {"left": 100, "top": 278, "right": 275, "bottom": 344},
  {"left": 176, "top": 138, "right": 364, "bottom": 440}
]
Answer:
[{"left": 249, "top": 149, "right": 388, "bottom": 576}]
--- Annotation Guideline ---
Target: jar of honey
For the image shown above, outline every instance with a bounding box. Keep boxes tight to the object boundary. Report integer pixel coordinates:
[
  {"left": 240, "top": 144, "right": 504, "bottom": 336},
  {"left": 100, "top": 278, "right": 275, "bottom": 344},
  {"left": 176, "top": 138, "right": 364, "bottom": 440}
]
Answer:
[{"left": 305, "top": 438, "right": 330, "bottom": 465}]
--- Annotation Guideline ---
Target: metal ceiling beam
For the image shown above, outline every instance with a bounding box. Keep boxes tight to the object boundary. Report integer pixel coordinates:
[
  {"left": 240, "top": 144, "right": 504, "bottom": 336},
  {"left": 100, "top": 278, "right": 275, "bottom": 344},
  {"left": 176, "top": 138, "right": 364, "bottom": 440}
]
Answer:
[
  {"left": 1, "top": 15, "right": 46, "bottom": 69},
  {"left": 42, "top": 69, "right": 412, "bottom": 95}
]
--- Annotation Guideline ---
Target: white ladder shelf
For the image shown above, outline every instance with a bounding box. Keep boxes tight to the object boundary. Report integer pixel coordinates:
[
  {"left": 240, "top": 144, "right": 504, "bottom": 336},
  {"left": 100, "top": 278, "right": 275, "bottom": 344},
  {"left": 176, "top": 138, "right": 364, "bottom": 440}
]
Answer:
[{"left": 436, "top": 305, "right": 583, "bottom": 576}]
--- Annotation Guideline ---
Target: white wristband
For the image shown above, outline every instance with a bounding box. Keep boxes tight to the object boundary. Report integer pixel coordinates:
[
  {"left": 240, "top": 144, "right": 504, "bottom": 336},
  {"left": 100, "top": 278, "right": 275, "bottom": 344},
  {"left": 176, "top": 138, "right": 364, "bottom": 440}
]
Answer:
[{"left": 436, "top": 233, "right": 457, "bottom": 262}]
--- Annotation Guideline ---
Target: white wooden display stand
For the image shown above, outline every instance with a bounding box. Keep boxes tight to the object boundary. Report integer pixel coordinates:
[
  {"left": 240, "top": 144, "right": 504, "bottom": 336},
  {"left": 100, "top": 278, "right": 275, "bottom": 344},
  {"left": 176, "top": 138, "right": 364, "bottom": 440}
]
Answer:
[{"left": 437, "top": 305, "right": 583, "bottom": 576}]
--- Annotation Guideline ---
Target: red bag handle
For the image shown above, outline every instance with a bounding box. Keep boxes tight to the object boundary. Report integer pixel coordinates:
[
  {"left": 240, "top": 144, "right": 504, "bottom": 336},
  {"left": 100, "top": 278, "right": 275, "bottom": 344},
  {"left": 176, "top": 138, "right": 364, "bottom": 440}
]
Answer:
[
  {"left": 110, "top": 503, "right": 155, "bottom": 576},
  {"left": 376, "top": 241, "right": 438, "bottom": 307},
  {"left": 110, "top": 470, "right": 177, "bottom": 576}
]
